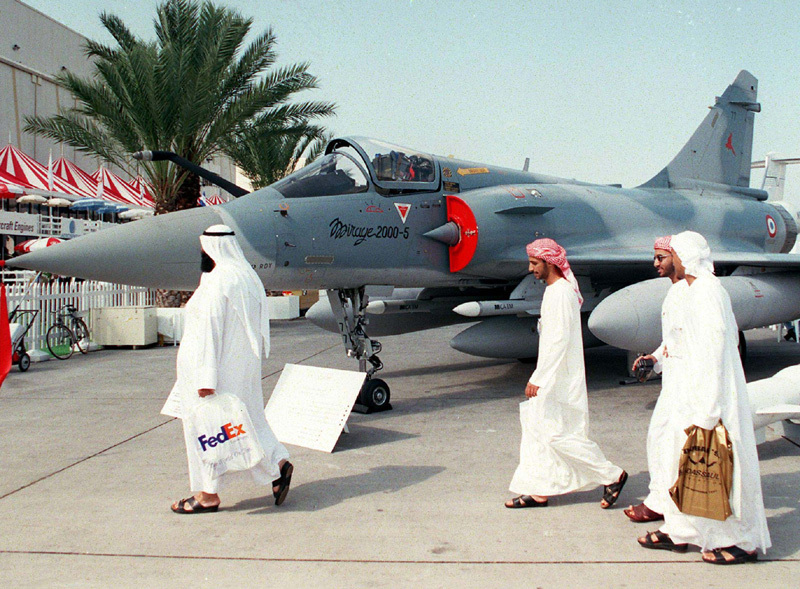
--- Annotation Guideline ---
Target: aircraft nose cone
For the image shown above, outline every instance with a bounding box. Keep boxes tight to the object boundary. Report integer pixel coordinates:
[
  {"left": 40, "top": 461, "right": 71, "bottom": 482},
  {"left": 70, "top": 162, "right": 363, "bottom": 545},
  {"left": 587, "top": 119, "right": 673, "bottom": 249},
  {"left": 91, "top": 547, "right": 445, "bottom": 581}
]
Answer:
[{"left": 7, "top": 206, "right": 227, "bottom": 290}]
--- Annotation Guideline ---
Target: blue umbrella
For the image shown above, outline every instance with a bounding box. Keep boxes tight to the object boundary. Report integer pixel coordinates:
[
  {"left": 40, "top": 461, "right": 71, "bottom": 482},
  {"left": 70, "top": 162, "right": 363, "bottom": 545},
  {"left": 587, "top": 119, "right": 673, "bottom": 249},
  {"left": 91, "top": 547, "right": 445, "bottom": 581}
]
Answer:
[{"left": 70, "top": 198, "right": 107, "bottom": 211}]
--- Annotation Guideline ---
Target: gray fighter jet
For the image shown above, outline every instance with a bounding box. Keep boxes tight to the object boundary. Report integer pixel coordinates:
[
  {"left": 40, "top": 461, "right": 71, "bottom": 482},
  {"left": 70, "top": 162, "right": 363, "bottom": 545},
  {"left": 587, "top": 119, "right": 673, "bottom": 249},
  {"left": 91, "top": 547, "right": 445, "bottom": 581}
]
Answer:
[{"left": 10, "top": 70, "right": 800, "bottom": 411}]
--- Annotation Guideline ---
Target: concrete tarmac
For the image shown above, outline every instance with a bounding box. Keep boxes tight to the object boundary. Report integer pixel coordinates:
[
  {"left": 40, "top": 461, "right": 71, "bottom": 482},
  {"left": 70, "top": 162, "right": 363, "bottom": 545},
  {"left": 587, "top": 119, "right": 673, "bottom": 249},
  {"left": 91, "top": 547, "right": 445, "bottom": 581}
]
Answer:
[{"left": 1, "top": 321, "right": 799, "bottom": 588}]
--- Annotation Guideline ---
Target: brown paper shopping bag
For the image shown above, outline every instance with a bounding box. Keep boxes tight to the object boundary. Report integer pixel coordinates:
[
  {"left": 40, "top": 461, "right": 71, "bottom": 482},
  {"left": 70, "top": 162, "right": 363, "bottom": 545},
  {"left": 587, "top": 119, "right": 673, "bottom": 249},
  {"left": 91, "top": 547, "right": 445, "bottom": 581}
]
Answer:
[{"left": 668, "top": 422, "right": 733, "bottom": 521}]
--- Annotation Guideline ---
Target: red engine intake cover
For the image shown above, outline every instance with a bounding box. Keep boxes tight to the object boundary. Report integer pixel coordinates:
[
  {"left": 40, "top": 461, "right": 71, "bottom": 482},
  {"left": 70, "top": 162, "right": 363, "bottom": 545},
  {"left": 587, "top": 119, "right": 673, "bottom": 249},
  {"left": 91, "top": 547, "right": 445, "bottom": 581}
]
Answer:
[{"left": 446, "top": 194, "right": 478, "bottom": 272}]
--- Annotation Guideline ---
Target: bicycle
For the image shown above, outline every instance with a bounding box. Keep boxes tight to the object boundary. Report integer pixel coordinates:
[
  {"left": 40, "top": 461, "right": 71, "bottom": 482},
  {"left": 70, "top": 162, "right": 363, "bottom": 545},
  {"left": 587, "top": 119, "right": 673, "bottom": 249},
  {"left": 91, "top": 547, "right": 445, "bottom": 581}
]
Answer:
[{"left": 46, "top": 305, "right": 90, "bottom": 360}]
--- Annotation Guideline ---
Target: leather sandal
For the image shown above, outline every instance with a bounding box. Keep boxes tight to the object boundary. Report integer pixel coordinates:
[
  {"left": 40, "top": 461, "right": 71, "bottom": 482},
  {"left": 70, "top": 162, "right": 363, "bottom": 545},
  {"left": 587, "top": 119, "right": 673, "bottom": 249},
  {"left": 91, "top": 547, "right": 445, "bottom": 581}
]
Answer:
[
  {"left": 638, "top": 530, "right": 688, "bottom": 553},
  {"left": 601, "top": 470, "right": 628, "bottom": 508},
  {"left": 272, "top": 461, "right": 293, "bottom": 506},
  {"left": 702, "top": 546, "right": 758, "bottom": 565},
  {"left": 624, "top": 502, "right": 664, "bottom": 523},
  {"left": 171, "top": 496, "right": 219, "bottom": 514},
  {"left": 505, "top": 495, "right": 548, "bottom": 508}
]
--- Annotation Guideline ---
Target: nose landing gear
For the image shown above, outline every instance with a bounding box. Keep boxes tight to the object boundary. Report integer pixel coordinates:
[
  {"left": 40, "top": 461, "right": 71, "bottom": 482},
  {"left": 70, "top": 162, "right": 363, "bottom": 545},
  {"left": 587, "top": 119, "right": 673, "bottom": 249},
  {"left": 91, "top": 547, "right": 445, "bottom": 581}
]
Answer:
[{"left": 329, "top": 288, "right": 392, "bottom": 413}]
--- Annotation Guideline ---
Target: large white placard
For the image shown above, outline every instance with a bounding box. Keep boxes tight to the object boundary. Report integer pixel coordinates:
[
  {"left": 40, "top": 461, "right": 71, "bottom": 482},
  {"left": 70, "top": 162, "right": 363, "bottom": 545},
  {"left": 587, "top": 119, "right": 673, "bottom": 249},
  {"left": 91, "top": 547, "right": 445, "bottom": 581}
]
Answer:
[{"left": 264, "top": 364, "right": 366, "bottom": 453}]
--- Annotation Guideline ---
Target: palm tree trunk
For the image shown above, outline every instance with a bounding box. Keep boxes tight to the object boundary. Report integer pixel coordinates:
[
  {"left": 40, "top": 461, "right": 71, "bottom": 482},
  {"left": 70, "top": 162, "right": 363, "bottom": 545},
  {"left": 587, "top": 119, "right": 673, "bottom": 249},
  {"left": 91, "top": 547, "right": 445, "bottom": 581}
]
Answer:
[{"left": 175, "top": 172, "right": 201, "bottom": 211}]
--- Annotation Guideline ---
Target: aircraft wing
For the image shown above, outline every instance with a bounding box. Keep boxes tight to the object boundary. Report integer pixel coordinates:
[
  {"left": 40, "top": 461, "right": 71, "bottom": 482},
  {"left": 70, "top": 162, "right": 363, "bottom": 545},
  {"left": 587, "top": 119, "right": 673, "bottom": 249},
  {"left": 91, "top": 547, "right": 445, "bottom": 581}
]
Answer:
[{"left": 567, "top": 252, "right": 800, "bottom": 270}]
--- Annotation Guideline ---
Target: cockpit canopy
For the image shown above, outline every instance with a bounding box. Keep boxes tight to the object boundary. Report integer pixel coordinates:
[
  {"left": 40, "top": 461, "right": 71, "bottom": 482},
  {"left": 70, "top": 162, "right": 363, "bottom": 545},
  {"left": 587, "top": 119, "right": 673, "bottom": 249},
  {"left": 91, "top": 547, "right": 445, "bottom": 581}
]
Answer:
[
  {"left": 271, "top": 137, "right": 439, "bottom": 198},
  {"left": 347, "top": 138, "right": 437, "bottom": 184},
  {"left": 271, "top": 152, "right": 369, "bottom": 198}
]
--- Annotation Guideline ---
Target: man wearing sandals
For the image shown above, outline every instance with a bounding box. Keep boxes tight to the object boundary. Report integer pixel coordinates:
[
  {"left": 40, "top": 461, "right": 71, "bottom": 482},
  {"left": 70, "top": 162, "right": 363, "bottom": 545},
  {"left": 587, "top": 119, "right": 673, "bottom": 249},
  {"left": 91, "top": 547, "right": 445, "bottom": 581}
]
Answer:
[
  {"left": 626, "top": 236, "right": 688, "bottom": 523},
  {"left": 637, "top": 232, "right": 771, "bottom": 564},
  {"left": 506, "top": 238, "right": 627, "bottom": 510},
  {"left": 164, "top": 225, "right": 293, "bottom": 514}
]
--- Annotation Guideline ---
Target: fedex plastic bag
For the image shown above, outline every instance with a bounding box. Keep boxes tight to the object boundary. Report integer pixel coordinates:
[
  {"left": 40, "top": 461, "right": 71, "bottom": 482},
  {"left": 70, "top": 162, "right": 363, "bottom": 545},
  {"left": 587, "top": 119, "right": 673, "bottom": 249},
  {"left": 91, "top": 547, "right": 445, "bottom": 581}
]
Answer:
[{"left": 186, "top": 393, "right": 266, "bottom": 479}]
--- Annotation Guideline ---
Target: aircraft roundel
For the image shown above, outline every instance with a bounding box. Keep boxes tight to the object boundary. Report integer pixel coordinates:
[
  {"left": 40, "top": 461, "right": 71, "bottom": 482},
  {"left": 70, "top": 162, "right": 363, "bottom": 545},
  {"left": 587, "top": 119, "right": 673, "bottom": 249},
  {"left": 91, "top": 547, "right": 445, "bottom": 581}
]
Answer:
[{"left": 766, "top": 214, "right": 777, "bottom": 238}]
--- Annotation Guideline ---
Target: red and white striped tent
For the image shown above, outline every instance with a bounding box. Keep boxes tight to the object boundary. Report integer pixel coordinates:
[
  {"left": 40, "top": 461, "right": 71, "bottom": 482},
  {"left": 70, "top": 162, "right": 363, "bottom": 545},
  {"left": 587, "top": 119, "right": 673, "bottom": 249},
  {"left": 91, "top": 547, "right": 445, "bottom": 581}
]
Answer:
[
  {"left": 91, "top": 167, "right": 150, "bottom": 207},
  {"left": 198, "top": 193, "right": 228, "bottom": 206},
  {"left": 52, "top": 157, "right": 100, "bottom": 198},
  {"left": 0, "top": 144, "right": 92, "bottom": 196},
  {"left": 130, "top": 176, "right": 156, "bottom": 208}
]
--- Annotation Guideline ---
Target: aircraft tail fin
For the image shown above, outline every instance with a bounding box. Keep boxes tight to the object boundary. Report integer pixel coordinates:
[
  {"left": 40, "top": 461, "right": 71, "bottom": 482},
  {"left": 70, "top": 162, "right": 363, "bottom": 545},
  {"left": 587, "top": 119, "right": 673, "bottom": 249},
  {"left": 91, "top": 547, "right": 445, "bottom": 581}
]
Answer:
[{"left": 641, "top": 71, "right": 760, "bottom": 189}]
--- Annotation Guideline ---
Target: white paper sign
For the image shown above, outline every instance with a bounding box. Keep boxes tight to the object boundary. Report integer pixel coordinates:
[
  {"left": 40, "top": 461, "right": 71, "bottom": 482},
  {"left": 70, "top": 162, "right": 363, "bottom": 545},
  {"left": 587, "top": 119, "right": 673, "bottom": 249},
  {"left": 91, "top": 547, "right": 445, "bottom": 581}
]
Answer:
[{"left": 264, "top": 364, "right": 366, "bottom": 452}]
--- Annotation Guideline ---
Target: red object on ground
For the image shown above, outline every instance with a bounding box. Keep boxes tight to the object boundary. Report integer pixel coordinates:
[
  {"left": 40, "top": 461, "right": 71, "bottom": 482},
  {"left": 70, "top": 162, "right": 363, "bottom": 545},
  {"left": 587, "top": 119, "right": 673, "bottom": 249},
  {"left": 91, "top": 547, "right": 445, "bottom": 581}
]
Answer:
[{"left": 0, "top": 285, "right": 12, "bottom": 388}]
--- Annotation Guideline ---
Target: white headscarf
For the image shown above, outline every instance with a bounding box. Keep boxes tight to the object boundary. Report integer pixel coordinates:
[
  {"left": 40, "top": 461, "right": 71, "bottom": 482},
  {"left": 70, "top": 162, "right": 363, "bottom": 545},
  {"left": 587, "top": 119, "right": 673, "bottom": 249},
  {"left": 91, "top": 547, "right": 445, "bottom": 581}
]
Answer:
[
  {"left": 199, "top": 224, "right": 269, "bottom": 356},
  {"left": 671, "top": 231, "right": 715, "bottom": 278}
]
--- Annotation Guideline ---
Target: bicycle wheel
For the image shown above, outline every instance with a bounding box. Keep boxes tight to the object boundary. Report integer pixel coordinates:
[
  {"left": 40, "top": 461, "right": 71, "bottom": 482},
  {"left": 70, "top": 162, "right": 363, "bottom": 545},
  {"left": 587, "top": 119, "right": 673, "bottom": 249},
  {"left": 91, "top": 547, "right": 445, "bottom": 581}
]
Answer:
[
  {"left": 72, "top": 318, "right": 90, "bottom": 354},
  {"left": 46, "top": 324, "right": 75, "bottom": 360}
]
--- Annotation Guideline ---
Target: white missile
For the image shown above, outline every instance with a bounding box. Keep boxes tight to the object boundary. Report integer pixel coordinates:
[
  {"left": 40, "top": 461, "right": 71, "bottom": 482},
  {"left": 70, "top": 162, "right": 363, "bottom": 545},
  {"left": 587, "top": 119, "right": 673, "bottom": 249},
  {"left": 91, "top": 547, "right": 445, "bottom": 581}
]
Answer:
[
  {"left": 366, "top": 299, "right": 450, "bottom": 314},
  {"left": 452, "top": 300, "right": 540, "bottom": 318},
  {"left": 748, "top": 364, "right": 800, "bottom": 431},
  {"left": 589, "top": 274, "right": 800, "bottom": 352}
]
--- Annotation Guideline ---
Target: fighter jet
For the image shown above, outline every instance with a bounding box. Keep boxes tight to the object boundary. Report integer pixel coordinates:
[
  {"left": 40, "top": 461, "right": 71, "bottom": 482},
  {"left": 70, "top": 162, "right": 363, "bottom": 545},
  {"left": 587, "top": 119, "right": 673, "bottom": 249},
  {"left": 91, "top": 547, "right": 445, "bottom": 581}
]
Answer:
[{"left": 10, "top": 70, "right": 800, "bottom": 411}]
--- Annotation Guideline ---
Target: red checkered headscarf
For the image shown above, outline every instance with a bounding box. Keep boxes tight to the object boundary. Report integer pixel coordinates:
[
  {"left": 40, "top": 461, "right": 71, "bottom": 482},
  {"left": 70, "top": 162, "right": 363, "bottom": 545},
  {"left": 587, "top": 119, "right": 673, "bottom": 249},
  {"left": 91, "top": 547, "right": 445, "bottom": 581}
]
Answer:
[
  {"left": 653, "top": 235, "right": 672, "bottom": 251},
  {"left": 526, "top": 238, "right": 583, "bottom": 304}
]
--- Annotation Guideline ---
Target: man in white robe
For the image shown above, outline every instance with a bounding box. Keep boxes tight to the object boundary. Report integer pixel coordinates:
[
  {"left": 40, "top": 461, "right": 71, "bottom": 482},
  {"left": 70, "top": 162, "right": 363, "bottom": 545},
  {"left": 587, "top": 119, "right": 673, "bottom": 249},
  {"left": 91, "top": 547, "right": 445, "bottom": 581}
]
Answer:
[
  {"left": 167, "top": 224, "right": 292, "bottom": 514},
  {"left": 637, "top": 231, "right": 771, "bottom": 564},
  {"left": 506, "top": 238, "right": 627, "bottom": 508},
  {"left": 626, "top": 236, "right": 688, "bottom": 522}
]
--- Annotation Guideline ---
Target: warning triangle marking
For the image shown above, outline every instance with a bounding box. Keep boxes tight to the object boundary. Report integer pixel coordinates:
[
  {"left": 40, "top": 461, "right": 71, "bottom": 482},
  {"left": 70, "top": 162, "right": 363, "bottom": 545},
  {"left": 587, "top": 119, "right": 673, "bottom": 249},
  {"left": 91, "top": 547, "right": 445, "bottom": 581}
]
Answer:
[{"left": 394, "top": 203, "right": 411, "bottom": 224}]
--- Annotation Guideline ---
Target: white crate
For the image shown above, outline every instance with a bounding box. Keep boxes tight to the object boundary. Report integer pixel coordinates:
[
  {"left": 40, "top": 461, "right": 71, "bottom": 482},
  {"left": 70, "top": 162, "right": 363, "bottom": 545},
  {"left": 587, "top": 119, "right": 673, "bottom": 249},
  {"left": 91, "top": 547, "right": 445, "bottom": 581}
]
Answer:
[{"left": 92, "top": 306, "right": 158, "bottom": 346}]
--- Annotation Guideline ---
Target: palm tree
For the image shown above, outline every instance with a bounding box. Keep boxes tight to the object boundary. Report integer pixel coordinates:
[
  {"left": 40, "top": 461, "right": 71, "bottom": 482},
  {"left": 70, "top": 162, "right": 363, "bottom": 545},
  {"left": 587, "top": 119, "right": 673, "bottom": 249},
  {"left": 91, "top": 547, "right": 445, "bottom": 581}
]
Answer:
[
  {"left": 223, "top": 122, "right": 332, "bottom": 190},
  {"left": 25, "top": 0, "right": 335, "bottom": 213}
]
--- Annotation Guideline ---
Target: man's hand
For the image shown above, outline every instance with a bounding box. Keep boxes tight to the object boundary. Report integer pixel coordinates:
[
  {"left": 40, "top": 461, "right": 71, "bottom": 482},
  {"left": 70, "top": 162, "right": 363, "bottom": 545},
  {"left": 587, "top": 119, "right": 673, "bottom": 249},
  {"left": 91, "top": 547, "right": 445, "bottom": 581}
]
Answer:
[
  {"left": 198, "top": 388, "right": 215, "bottom": 398},
  {"left": 632, "top": 354, "right": 656, "bottom": 372},
  {"left": 525, "top": 383, "right": 540, "bottom": 398}
]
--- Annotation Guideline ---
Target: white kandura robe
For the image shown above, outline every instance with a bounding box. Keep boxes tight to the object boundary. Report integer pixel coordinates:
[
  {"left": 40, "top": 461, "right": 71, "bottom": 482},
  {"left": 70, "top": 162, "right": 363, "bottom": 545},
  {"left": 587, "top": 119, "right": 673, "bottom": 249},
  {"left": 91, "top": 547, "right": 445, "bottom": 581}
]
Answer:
[
  {"left": 659, "top": 274, "right": 771, "bottom": 553},
  {"left": 510, "top": 278, "right": 623, "bottom": 496},
  {"left": 164, "top": 267, "right": 289, "bottom": 494},
  {"left": 643, "top": 279, "right": 689, "bottom": 515}
]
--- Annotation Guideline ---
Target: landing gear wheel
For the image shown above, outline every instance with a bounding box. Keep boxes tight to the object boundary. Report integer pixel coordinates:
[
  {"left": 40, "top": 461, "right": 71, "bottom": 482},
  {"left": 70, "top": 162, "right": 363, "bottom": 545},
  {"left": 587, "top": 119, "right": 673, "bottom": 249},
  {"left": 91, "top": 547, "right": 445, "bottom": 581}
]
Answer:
[
  {"left": 18, "top": 353, "right": 30, "bottom": 372},
  {"left": 359, "top": 378, "right": 392, "bottom": 412}
]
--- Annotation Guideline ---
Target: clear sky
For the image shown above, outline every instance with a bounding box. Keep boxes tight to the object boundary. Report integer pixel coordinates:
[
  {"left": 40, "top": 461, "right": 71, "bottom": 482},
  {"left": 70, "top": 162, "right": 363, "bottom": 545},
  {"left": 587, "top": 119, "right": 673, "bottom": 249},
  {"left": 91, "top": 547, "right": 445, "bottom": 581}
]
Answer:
[{"left": 21, "top": 0, "right": 800, "bottom": 198}]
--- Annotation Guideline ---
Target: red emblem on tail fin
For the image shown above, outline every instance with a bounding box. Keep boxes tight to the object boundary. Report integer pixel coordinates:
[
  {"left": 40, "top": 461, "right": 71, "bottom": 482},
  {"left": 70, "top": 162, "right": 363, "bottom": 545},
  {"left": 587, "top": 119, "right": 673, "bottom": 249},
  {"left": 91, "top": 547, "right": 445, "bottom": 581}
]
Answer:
[{"left": 725, "top": 133, "right": 736, "bottom": 155}]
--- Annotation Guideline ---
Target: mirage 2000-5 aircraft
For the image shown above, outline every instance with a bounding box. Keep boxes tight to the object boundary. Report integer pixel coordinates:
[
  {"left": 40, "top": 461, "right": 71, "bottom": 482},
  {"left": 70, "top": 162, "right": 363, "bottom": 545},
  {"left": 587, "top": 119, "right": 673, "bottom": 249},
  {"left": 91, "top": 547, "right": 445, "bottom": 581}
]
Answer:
[{"left": 10, "top": 70, "right": 800, "bottom": 411}]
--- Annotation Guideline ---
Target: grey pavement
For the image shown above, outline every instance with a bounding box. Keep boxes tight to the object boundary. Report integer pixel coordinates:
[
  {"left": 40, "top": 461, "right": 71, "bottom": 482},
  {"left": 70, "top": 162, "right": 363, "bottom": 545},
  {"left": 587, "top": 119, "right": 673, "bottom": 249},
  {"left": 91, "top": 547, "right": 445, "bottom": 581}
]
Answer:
[{"left": 1, "top": 320, "right": 799, "bottom": 588}]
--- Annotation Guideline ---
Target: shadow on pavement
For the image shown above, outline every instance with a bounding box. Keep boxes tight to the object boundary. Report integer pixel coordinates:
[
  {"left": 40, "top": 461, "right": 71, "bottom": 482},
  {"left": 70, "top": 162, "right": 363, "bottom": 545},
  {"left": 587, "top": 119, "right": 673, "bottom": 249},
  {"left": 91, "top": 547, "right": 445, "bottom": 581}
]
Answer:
[
  {"left": 334, "top": 425, "right": 419, "bottom": 451},
  {"left": 227, "top": 464, "right": 446, "bottom": 514}
]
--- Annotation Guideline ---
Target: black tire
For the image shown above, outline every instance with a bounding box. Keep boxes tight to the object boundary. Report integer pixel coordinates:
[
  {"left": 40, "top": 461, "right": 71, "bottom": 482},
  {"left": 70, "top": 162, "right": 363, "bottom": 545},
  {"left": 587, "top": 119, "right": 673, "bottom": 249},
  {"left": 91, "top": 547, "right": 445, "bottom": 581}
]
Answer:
[
  {"left": 18, "top": 353, "right": 30, "bottom": 372},
  {"left": 73, "top": 318, "right": 90, "bottom": 354},
  {"left": 359, "top": 378, "right": 391, "bottom": 411},
  {"left": 46, "top": 324, "right": 75, "bottom": 360}
]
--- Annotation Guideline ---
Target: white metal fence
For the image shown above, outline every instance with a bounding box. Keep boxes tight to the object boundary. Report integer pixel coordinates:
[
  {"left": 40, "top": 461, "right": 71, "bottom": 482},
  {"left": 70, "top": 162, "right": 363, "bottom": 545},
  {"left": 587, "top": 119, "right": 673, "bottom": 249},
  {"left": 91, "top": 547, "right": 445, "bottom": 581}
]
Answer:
[{"left": 5, "top": 271, "right": 156, "bottom": 351}]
